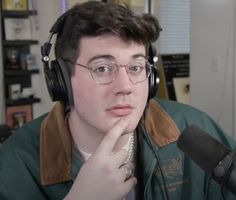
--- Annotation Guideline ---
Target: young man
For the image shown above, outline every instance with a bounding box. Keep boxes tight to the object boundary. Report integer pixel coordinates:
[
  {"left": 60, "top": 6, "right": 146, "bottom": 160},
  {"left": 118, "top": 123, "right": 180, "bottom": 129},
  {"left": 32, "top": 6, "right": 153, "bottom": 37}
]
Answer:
[{"left": 0, "top": 1, "right": 235, "bottom": 200}]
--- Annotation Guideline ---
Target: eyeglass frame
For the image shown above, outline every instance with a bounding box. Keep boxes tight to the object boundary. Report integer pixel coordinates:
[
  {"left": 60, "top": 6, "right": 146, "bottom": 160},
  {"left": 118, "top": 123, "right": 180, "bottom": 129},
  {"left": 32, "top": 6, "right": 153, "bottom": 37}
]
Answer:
[{"left": 64, "top": 58, "right": 154, "bottom": 85}]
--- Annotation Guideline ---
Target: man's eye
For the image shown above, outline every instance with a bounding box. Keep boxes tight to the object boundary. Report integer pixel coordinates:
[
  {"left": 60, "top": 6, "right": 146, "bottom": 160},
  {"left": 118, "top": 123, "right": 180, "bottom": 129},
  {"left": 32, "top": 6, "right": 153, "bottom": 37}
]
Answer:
[
  {"left": 129, "top": 65, "right": 145, "bottom": 73},
  {"left": 93, "top": 65, "right": 113, "bottom": 75}
]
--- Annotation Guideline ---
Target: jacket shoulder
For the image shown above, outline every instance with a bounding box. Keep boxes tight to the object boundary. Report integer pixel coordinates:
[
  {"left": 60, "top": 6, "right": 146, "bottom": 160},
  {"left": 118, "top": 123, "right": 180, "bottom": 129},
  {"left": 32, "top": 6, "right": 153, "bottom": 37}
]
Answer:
[
  {"left": 154, "top": 98, "right": 215, "bottom": 124},
  {"left": 0, "top": 114, "right": 47, "bottom": 156},
  {"left": 152, "top": 98, "right": 236, "bottom": 148}
]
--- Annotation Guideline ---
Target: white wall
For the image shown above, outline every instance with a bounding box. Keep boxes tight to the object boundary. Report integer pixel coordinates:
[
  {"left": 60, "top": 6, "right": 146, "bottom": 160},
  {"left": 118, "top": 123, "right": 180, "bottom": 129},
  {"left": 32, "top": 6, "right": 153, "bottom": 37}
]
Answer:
[{"left": 190, "top": 0, "right": 236, "bottom": 137}]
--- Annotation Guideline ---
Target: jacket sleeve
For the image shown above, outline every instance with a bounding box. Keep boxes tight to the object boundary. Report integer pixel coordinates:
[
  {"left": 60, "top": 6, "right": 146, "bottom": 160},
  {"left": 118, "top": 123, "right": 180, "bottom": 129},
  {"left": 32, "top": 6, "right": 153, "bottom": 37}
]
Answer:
[{"left": 0, "top": 178, "right": 8, "bottom": 200}]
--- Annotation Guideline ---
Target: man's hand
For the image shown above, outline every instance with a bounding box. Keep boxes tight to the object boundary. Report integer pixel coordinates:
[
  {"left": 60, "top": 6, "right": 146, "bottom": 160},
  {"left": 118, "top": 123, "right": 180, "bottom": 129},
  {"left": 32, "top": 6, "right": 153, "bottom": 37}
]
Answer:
[{"left": 64, "top": 119, "right": 137, "bottom": 200}]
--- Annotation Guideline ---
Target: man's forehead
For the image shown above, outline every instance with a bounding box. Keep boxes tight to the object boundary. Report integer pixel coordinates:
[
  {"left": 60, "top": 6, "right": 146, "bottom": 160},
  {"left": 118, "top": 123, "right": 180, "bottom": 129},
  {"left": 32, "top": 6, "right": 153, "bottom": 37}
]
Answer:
[
  {"left": 79, "top": 34, "right": 145, "bottom": 46},
  {"left": 78, "top": 35, "right": 146, "bottom": 62}
]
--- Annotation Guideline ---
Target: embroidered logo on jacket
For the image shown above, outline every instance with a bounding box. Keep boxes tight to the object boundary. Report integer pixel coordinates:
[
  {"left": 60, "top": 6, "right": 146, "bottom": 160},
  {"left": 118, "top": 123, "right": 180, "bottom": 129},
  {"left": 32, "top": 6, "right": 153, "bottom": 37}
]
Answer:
[
  {"left": 155, "top": 154, "right": 183, "bottom": 179},
  {"left": 154, "top": 154, "right": 189, "bottom": 192}
]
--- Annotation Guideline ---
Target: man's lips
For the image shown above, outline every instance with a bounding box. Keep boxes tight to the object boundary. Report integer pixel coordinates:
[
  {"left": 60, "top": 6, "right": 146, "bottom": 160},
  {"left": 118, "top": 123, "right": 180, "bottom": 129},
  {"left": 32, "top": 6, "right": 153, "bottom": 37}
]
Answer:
[{"left": 106, "top": 105, "right": 134, "bottom": 117}]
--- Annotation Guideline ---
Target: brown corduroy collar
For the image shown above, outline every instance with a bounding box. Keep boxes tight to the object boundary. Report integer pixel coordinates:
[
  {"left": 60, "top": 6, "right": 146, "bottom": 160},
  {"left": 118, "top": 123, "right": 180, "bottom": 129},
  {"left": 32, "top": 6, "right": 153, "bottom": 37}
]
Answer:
[{"left": 40, "top": 100, "right": 180, "bottom": 185}]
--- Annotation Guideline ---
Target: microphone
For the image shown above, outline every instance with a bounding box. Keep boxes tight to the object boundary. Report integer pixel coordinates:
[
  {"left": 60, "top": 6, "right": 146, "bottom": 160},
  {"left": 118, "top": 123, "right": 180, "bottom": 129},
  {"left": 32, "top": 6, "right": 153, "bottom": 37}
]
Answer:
[{"left": 177, "top": 125, "right": 236, "bottom": 196}]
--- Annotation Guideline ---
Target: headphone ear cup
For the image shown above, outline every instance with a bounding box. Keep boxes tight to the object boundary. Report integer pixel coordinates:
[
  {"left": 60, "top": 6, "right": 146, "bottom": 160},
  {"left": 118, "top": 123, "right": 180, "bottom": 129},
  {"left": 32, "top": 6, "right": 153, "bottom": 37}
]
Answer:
[
  {"left": 148, "top": 45, "right": 160, "bottom": 100},
  {"left": 44, "top": 63, "right": 63, "bottom": 102},
  {"left": 56, "top": 58, "right": 74, "bottom": 106},
  {"left": 44, "top": 58, "right": 73, "bottom": 107},
  {"left": 148, "top": 65, "right": 159, "bottom": 100}
]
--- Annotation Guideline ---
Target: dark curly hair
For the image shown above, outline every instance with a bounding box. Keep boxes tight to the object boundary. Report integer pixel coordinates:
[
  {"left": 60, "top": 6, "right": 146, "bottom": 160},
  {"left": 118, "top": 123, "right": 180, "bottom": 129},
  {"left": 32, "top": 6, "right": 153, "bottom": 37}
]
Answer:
[{"left": 54, "top": 1, "right": 161, "bottom": 75}]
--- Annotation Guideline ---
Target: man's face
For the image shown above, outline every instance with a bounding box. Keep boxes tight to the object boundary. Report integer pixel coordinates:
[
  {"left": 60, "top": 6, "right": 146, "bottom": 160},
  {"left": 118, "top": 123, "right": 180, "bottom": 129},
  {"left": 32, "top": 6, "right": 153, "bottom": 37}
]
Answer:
[{"left": 70, "top": 35, "right": 149, "bottom": 135}]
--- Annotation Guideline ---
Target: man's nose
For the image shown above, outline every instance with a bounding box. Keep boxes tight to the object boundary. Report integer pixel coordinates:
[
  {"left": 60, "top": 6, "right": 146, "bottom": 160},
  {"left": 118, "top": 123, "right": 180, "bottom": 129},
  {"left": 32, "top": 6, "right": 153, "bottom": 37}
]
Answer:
[{"left": 112, "top": 67, "right": 132, "bottom": 96}]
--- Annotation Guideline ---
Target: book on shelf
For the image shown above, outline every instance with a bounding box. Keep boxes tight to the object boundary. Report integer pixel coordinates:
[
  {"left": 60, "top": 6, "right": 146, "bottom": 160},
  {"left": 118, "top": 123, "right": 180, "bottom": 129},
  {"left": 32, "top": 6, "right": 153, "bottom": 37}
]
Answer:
[
  {"left": 2, "top": 0, "right": 28, "bottom": 11},
  {"left": 8, "top": 83, "right": 21, "bottom": 100},
  {"left": 6, "top": 47, "right": 21, "bottom": 70},
  {"left": 20, "top": 53, "right": 38, "bottom": 70},
  {"left": 4, "top": 18, "right": 32, "bottom": 40},
  {"left": 6, "top": 105, "right": 32, "bottom": 129}
]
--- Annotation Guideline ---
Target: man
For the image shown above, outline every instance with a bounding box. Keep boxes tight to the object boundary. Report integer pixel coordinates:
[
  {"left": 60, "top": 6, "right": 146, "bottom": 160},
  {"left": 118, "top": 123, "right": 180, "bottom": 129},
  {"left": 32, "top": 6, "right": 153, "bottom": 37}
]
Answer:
[{"left": 0, "top": 1, "right": 235, "bottom": 200}]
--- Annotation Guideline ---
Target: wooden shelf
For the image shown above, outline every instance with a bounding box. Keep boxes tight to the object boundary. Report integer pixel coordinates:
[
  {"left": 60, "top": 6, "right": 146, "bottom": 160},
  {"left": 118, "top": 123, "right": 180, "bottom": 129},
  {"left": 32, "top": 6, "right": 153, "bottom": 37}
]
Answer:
[
  {"left": 2, "top": 10, "right": 37, "bottom": 18},
  {"left": 6, "top": 97, "right": 41, "bottom": 106},
  {"left": 3, "top": 40, "right": 38, "bottom": 46},
  {"left": 5, "top": 69, "right": 40, "bottom": 76},
  {"left": 1, "top": 6, "right": 40, "bottom": 122}
]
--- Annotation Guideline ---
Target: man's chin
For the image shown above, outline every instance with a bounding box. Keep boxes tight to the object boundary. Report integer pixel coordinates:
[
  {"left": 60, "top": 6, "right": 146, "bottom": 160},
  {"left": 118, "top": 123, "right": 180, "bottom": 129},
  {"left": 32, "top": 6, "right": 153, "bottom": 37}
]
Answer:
[
  {"left": 102, "top": 117, "right": 140, "bottom": 134},
  {"left": 122, "top": 124, "right": 138, "bottom": 135}
]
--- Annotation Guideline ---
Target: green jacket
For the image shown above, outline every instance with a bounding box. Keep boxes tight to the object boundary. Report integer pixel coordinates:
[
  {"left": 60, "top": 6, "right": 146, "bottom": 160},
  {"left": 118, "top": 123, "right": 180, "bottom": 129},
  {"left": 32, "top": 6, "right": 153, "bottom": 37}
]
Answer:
[{"left": 0, "top": 98, "right": 235, "bottom": 200}]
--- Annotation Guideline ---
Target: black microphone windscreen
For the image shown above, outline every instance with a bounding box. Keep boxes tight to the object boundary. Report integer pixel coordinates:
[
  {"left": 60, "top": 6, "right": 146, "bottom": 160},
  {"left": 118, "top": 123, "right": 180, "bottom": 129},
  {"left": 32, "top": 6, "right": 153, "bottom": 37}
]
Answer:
[{"left": 177, "top": 125, "right": 231, "bottom": 174}]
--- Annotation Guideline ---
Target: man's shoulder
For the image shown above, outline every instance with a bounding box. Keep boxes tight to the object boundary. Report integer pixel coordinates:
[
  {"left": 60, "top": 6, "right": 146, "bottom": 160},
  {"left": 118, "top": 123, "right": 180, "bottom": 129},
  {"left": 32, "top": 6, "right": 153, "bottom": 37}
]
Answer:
[
  {"left": 152, "top": 98, "right": 212, "bottom": 124},
  {"left": 0, "top": 114, "right": 50, "bottom": 199},
  {"left": 152, "top": 98, "right": 236, "bottom": 148},
  {"left": 154, "top": 98, "right": 205, "bottom": 115}
]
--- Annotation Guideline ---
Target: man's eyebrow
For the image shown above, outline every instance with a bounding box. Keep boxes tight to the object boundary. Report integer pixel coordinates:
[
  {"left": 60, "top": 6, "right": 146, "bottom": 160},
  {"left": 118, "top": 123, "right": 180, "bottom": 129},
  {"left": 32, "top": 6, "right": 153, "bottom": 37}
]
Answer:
[
  {"left": 87, "top": 55, "right": 114, "bottom": 63},
  {"left": 132, "top": 54, "right": 146, "bottom": 59},
  {"left": 88, "top": 53, "right": 146, "bottom": 63}
]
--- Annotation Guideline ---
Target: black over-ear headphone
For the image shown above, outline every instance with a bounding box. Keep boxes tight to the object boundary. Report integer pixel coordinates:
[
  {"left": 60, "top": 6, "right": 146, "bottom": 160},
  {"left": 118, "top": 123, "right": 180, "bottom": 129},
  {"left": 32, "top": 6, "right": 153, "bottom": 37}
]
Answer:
[
  {"left": 41, "top": 12, "right": 74, "bottom": 109},
  {"left": 41, "top": 11, "right": 160, "bottom": 108},
  {"left": 148, "top": 45, "right": 160, "bottom": 100}
]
